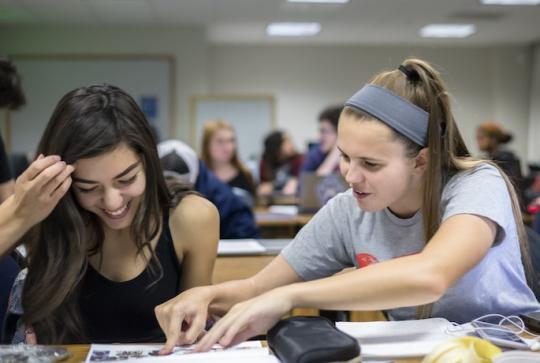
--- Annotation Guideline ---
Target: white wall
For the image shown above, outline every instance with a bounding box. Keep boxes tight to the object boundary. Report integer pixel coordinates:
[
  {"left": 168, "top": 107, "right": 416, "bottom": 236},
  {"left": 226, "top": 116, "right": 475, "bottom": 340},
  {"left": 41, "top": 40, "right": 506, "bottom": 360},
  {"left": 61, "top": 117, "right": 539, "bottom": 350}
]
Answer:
[
  {"left": 0, "top": 25, "right": 209, "bottom": 146},
  {"left": 208, "top": 45, "right": 535, "bottom": 166},
  {"left": 528, "top": 43, "right": 540, "bottom": 165},
  {"left": 9, "top": 58, "right": 172, "bottom": 154},
  {"left": 0, "top": 26, "right": 536, "bottom": 168},
  {"left": 489, "top": 46, "right": 534, "bottom": 166}
]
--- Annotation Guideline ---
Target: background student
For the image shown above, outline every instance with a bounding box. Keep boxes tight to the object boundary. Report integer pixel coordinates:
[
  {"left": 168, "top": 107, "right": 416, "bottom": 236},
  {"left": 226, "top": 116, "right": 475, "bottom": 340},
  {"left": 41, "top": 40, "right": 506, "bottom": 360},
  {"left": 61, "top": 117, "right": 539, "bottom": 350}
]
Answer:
[
  {"left": 0, "top": 56, "right": 26, "bottom": 332},
  {"left": 2, "top": 84, "right": 219, "bottom": 344},
  {"left": 0, "top": 57, "right": 25, "bottom": 202},
  {"left": 301, "top": 105, "right": 343, "bottom": 176},
  {"left": 155, "top": 58, "right": 539, "bottom": 353},
  {"left": 200, "top": 119, "right": 256, "bottom": 200},
  {"left": 476, "top": 121, "right": 523, "bottom": 191},
  {"left": 258, "top": 130, "right": 303, "bottom": 197},
  {"left": 158, "top": 139, "right": 260, "bottom": 239}
]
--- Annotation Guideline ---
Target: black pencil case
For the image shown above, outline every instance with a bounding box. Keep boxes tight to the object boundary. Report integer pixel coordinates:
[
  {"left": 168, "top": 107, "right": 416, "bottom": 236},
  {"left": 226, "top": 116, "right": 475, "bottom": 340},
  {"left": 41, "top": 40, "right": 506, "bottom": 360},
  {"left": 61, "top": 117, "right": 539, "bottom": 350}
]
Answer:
[{"left": 267, "top": 316, "right": 361, "bottom": 363}]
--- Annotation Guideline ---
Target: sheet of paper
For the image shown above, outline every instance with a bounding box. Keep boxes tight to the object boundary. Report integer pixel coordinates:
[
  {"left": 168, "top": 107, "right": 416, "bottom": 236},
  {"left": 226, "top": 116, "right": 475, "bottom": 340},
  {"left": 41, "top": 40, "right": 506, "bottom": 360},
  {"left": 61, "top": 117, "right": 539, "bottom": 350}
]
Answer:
[
  {"left": 267, "top": 205, "right": 299, "bottom": 215},
  {"left": 218, "top": 239, "right": 267, "bottom": 255},
  {"left": 85, "top": 341, "right": 273, "bottom": 362},
  {"left": 337, "top": 318, "right": 471, "bottom": 359}
]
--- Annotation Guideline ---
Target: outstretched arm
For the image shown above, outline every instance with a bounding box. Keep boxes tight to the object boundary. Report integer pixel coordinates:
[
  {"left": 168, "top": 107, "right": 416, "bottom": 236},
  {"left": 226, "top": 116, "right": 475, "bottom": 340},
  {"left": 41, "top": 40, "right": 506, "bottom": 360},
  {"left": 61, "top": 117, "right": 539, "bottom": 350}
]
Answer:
[
  {"left": 156, "top": 252, "right": 301, "bottom": 353},
  {"left": 196, "top": 213, "right": 496, "bottom": 350}
]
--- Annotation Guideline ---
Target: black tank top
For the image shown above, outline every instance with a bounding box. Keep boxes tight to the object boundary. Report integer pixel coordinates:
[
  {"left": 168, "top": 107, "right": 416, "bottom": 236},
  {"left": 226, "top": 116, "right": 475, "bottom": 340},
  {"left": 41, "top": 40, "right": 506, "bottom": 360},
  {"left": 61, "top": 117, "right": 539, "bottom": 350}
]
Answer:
[{"left": 79, "top": 210, "right": 182, "bottom": 343}]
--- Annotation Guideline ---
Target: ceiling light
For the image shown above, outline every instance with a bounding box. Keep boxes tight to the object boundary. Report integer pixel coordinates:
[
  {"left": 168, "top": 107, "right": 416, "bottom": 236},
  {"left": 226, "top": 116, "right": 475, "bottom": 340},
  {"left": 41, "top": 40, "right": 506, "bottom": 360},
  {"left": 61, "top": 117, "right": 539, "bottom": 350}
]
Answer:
[
  {"left": 266, "top": 22, "right": 321, "bottom": 37},
  {"left": 287, "top": 0, "right": 350, "bottom": 3},
  {"left": 419, "top": 24, "right": 477, "bottom": 38},
  {"left": 480, "top": 0, "right": 540, "bottom": 5}
]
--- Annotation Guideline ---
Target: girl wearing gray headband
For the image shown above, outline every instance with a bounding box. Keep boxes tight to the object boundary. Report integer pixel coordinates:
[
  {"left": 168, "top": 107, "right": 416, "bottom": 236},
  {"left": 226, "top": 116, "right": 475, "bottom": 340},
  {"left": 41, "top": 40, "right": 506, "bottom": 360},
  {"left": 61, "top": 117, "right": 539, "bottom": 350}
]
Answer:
[{"left": 155, "top": 58, "right": 537, "bottom": 353}]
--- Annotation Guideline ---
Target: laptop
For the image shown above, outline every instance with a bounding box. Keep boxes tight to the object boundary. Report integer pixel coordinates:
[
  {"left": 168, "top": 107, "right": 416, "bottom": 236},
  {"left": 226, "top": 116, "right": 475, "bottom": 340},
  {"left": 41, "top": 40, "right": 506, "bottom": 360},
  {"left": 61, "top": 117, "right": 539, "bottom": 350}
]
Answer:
[{"left": 298, "top": 172, "right": 348, "bottom": 213}]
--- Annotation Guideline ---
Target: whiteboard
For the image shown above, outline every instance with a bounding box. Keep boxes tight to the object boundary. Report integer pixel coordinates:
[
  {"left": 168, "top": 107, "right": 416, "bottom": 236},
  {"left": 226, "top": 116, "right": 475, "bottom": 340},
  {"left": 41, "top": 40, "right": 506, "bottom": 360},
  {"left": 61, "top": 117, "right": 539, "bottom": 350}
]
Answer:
[
  {"left": 191, "top": 95, "right": 275, "bottom": 163},
  {"left": 7, "top": 56, "right": 172, "bottom": 154}
]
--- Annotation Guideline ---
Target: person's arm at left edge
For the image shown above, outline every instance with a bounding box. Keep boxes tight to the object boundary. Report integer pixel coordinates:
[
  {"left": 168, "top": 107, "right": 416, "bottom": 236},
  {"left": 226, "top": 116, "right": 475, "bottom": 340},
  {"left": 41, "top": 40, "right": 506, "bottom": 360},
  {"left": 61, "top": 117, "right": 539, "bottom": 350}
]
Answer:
[
  {"left": 0, "top": 179, "right": 14, "bottom": 203},
  {"left": 157, "top": 195, "right": 219, "bottom": 347}
]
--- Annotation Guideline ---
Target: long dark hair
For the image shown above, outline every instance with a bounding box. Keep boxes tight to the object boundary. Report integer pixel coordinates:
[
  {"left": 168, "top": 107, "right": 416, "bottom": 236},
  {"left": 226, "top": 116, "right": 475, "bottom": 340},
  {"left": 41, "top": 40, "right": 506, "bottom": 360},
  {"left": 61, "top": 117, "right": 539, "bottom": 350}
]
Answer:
[
  {"left": 261, "top": 130, "right": 286, "bottom": 180},
  {"left": 21, "top": 84, "right": 190, "bottom": 343},
  {"left": 0, "top": 57, "right": 26, "bottom": 110}
]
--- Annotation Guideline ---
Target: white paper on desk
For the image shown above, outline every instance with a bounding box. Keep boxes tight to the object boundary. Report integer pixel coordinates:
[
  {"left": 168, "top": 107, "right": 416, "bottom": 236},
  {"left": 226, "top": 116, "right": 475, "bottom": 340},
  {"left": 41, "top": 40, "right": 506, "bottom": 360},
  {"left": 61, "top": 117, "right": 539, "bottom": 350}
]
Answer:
[
  {"left": 85, "top": 341, "right": 272, "bottom": 362},
  {"left": 268, "top": 205, "right": 299, "bottom": 215},
  {"left": 218, "top": 239, "right": 267, "bottom": 255},
  {"left": 337, "top": 318, "right": 471, "bottom": 359}
]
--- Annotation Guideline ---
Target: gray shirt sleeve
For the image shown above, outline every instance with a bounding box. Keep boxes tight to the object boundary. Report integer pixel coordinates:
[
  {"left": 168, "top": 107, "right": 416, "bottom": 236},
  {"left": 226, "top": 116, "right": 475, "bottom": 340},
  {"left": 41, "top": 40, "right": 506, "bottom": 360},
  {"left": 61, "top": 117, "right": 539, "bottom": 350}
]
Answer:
[
  {"left": 280, "top": 193, "right": 355, "bottom": 281},
  {"left": 441, "top": 164, "right": 513, "bottom": 245}
]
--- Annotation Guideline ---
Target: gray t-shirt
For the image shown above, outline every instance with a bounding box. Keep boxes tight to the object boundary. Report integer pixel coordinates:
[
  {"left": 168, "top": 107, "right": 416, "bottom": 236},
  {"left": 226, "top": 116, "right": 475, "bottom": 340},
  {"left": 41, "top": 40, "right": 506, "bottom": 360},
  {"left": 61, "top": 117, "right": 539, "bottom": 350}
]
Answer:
[{"left": 281, "top": 163, "right": 539, "bottom": 323}]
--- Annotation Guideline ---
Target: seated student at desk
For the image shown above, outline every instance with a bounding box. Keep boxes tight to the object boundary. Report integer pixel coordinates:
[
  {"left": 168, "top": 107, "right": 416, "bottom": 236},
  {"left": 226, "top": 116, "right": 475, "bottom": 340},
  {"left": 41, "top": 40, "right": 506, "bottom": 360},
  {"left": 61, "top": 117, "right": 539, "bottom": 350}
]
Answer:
[
  {"left": 158, "top": 139, "right": 260, "bottom": 239},
  {"left": 0, "top": 56, "right": 25, "bottom": 331},
  {"left": 476, "top": 121, "right": 522, "bottom": 185},
  {"left": 200, "top": 119, "right": 256, "bottom": 200},
  {"left": 258, "top": 130, "right": 303, "bottom": 198},
  {"left": 155, "top": 58, "right": 539, "bottom": 354},
  {"left": 476, "top": 121, "right": 524, "bottom": 207},
  {"left": 301, "top": 105, "right": 343, "bottom": 176},
  {"left": 0, "top": 84, "right": 219, "bottom": 344}
]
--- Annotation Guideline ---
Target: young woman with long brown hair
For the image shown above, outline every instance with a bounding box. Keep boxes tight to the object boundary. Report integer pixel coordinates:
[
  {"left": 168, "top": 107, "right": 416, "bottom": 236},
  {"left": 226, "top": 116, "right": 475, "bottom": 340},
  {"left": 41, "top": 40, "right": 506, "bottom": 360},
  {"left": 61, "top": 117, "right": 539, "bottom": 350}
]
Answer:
[
  {"left": 2, "top": 84, "right": 219, "bottom": 344},
  {"left": 154, "top": 58, "right": 539, "bottom": 353},
  {"left": 200, "top": 120, "right": 256, "bottom": 198}
]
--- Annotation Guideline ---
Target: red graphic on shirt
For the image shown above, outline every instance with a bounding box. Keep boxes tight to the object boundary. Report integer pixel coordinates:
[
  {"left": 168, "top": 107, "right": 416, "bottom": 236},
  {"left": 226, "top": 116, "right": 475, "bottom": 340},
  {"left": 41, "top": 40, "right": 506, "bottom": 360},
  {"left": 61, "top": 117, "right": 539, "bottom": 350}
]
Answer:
[{"left": 355, "top": 253, "right": 379, "bottom": 268}]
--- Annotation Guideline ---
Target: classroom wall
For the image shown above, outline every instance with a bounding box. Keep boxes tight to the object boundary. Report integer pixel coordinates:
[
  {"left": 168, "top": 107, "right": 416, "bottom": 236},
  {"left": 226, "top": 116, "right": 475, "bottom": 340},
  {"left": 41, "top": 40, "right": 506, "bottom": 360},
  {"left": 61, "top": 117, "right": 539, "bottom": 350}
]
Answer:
[
  {"left": 528, "top": 43, "right": 540, "bottom": 165},
  {"left": 0, "top": 25, "right": 536, "bottom": 168},
  {"left": 0, "top": 25, "right": 209, "bottom": 146},
  {"left": 208, "top": 44, "right": 534, "bottom": 165}
]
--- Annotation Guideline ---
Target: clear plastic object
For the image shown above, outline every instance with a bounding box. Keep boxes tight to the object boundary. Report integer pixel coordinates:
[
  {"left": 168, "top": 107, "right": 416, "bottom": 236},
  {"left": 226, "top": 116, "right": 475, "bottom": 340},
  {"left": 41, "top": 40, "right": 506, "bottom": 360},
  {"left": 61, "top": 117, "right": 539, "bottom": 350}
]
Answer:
[{"left": 0, "top": 345, "right": 70, "bottom": 362}]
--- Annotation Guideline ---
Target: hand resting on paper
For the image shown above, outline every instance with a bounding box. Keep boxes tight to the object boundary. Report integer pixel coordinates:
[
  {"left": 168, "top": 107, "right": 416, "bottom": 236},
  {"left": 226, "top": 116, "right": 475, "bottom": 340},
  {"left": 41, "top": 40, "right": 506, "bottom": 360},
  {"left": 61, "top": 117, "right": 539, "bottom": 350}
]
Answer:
[{"left": 195, "top": 288, "right": 292, "bottom": 352}]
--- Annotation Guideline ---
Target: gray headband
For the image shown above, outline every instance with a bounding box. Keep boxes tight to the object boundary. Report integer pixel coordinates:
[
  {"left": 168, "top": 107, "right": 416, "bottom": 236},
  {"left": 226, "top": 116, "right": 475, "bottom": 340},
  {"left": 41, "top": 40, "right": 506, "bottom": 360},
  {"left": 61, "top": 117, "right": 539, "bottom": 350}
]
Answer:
[{"left": 344, "top": 84, "right": 429, "bottom": 146}]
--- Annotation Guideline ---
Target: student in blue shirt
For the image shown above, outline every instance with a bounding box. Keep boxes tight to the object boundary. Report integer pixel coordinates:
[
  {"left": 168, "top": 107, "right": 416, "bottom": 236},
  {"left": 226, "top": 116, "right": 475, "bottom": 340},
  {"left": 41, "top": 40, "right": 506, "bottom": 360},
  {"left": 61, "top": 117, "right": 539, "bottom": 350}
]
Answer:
[
  {"left": 301, "top": 105, "right": 343, "bottom": 176},
  {"left": 158, "top": 139, "right": 260, "bottom": 239}
]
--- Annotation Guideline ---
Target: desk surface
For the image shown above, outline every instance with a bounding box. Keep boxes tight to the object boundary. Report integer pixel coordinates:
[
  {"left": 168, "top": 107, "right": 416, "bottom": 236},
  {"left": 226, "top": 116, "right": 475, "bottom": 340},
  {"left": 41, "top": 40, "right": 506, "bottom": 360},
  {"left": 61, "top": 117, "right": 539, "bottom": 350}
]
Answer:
[
  {"left": 255, "top": 211, "right": 313, "bottom": 227},
  {"left": 60, "top": 344, "right": 422, "bottom": 363},
  {"left": 213, "top": 239, "right": 288, "bottom": 283},
  {"left": 255, "top": 209, "right": 314, "bottom": 238}
]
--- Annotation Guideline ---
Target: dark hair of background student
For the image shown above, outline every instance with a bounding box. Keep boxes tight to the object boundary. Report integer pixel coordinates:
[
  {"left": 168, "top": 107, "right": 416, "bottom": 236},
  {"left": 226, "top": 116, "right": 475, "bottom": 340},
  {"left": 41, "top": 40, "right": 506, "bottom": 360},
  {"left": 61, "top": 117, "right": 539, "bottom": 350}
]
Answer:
[{"left": 318, "top": 105, "right": 343, "bottom": 130}]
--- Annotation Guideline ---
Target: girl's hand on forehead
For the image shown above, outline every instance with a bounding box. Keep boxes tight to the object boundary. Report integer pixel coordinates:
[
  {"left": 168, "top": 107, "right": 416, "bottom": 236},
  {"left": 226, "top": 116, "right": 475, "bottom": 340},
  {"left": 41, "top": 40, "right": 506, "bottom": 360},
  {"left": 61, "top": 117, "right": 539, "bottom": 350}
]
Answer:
[{"left": 12, "top": 154, "right": 75, "bottom": 227}]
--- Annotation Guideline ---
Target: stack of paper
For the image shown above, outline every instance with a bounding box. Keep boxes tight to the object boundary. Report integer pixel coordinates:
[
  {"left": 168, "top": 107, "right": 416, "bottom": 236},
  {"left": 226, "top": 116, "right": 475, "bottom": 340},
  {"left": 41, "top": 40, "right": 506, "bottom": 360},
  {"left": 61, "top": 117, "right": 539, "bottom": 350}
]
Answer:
[
  {"left": 218, "top": 239, "right": 267, "bottom": 255},
  {"left": 337, "top": 318, "right": 470, "bottom": 360}
]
